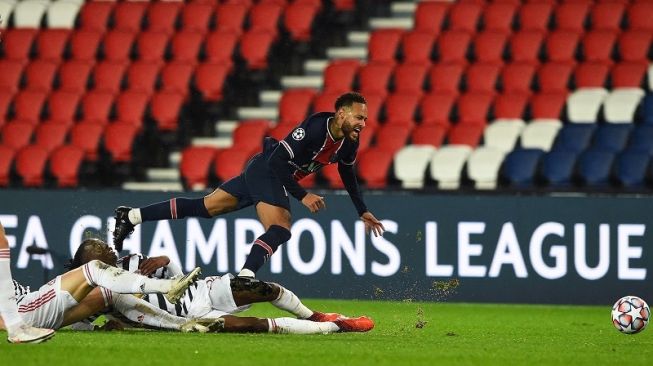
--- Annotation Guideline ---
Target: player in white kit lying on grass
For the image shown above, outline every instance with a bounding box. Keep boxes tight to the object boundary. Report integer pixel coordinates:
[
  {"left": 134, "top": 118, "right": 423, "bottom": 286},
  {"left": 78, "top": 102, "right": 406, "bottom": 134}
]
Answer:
[
  {"left": 0, "top": 239, "right": 201, "bottom": 333},
  {"left": 68, "top": 238, "right": 374, "bottom": 334}
]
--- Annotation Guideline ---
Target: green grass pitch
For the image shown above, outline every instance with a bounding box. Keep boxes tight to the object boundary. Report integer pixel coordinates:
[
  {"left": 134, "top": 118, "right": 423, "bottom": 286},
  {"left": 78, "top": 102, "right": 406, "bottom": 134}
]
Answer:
[{"left": 1, "top": 299, "right": 651, "bottom": 366}]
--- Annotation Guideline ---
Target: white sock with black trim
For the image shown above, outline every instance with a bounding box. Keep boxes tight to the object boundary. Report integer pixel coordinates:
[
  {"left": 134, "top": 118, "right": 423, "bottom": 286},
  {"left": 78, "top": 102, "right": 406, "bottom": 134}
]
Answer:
[{"left": 271, "top": 286, "right": 313, "bottom": 319}]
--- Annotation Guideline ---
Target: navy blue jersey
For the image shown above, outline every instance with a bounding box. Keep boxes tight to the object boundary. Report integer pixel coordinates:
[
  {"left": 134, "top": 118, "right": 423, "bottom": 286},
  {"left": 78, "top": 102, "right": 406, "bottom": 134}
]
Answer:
[{"left": 277, "top": 112, "right": 359, "bottom": 180}]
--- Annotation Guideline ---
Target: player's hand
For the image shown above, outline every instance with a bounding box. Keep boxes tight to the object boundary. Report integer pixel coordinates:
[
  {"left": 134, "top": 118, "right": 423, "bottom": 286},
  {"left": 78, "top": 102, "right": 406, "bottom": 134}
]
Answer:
[
  {"left": 139, "top": 256, "right": 170, "bottom": 276},
  {"left": 361, "top": 212, "right": 385, "bottom": 237},
  {"left": 301, "top": 193, "right": 326, "bottom": 213}
]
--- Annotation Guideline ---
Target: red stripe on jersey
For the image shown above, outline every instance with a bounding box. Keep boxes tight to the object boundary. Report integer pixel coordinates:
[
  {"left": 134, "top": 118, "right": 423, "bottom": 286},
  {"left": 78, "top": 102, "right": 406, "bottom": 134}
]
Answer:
[
  {"left": 83, "top": 263, "right": 96, "bottom": 287},
  {"left": 170, "top": 198, "right": 177, "bottom": 219},
  {"left": 313, "top": 135, "right": 344, "bottom": 165},
  {"left": 18, "top": 289, "right": 56, "bottom": 312}
]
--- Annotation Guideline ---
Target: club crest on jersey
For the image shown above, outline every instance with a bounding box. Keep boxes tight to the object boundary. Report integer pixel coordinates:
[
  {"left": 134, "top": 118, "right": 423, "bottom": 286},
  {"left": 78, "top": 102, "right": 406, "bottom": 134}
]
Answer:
[{"left": 292, "top": 128, "right": 305, "bottom": 141}]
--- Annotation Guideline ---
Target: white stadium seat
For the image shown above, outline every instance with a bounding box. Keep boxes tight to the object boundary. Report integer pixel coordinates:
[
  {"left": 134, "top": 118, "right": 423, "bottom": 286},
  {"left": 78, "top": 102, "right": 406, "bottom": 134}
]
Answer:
[
  {"left": 46, "top": 1, "right": 81, "bottom": 28},
  {"left": 520, "top": 119, "right": 563, "bottom": 151},
  {"left": 483, "top": 119, "right": 525, "bottom": 153},
  {"left": 566, "top": 88, "right": 608, "bottom": 123},
  {"left": 0, "top": 0, "right": 17, "bottom": 28},
  {"left": 603, "top": 88, "right": 645, "bottom": 123},
  {"left": 13, "top": 0, "right": 49, "bottom": 28},
  {"left": 466, "top": 147, "right": 506, "bottom": 190},
  {"left": 430, "top": 145, "right": 472, "bottom": 190},
  {"left": 393, "top": 145, "right": 437, "bottom": 189}
]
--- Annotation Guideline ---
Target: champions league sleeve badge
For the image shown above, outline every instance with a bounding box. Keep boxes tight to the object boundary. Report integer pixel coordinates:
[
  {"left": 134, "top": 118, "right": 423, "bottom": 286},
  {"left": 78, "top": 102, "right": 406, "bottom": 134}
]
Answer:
[{"left": 292, "top": 128, "right": 306, "bottom": 141}]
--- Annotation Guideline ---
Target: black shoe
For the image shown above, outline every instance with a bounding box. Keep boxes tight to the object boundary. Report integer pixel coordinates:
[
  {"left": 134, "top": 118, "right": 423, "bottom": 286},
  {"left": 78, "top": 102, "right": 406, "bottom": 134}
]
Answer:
[{"left": 113, "top": 206, "right": 135, "bottom": 251}]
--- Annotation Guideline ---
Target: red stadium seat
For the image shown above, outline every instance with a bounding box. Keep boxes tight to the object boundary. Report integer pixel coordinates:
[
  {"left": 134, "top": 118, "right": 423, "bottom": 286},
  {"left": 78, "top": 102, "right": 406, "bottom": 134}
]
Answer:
[
  {"left": 57, "top": 60, "right": 93, "bottom": 94},
  {"left": 358, "top": 124, "right": 375, "bottom": 152},
  {"left": 112, "top": 1, "right": 147, "bottom": 33},
  {"left": 214, "top": 147, "right": 254, "bottom": 182},
  {"left": 472, "top": 31, "right": 508, "bottom": 64},
  {"left": 180, "top": 146, "right": 218, "bottom": 189},
  {"left": 23, "top": 60, "right": 58, "bottom": 93},
  {"left": 517, "top": 2, "right": 553, "bottom": 32},
  {"left": 150, "top": 91, "right": 184, "bottom": 132},
  {"left": 248, "top": 3, "right": 283, "bottom": 36},
  {"left": 0, "top": 60, "right": 24, "bottom": 94},
  {"left": 114, "top": 91, "right": 150, "bottom": 128},
  {"left": 508, "top": 31, "right": 545, "bottom": 64},
  {"left": 358, "top": 62, "right": 393, "bottom": 97},
  {"left": 392, "top": 62, "right": 428, "bottom": 95},
  {"left": 617, "top": 31, "right": 653, "bottom": 62},
  {"left": 529, "top": 92, "right": 568, "bottom": 119},
  {"left": 456, "top": 92, "right": 494, "bottom": 124},
  {"left": 45, "top": 91, "right": 81, "bottom": 127},
  {"left": 590, "top": 1, "right": 626, "bottom": 31},
  {"left": 180, "top": 2, "right": 215, "bottom": 33},
  {"left": 481, "top": 2, "right": 517, "bottom": 33},
  {"left": 428, "top": 63, "right": 465, "bottom": 94},
  {"left": 554, "top": 2, "right": 590, "bottom": 32},
  {"left": 322, "top": 60, "right": 360, "bottom": 94},
  {"left": 367, "top": 29, "right": 403, "bottom": 64},
  {"left": 610, "top": 62, "right": 648, "bottom": 88},
  {"left": 232, "top": 120, "right": 270, "bottom": 153},
  {"left": 125, "top": 62, "right": 161, "bottom": 95},
  {"left": 384, "top": 93, "right": 420, "bottom": 126},
  {"left": 203, "top": 31, "right": 238, "bottom": 66},
  {"left": 464, "top": 63, "right": 501, "bottom": 93},
  {"left": 34, "top": 122, "right": 68, "bottom": 154},
  {"left": 626, "top": 2, "right": 653, "bottom": 31},
  {"left": 68, "top": 30, "right": 102, "bottom": 63},
  {"left": 373, "top": 124, "right": 411, "bottom": 154},
  {"left": 91, "top": 61, "right": 127, "bottom": 94},
  {"left": 159, "top": 62, "right": 194, "bottom": 97},
  {"left": 283, "top": 1, "right": 320, "bottom": 42},
  {"left": 312, "top": 91, "right": 339, "bottom": 113},
  {"left": 193, "top": 63, "right": 231, "bottom": 102},
  {"left": 80, "top": 91, "right": 114, "bottom": 125},
  {"left": 78, "top": 1, "right": 114, "bottom": 33},
  {"left": 170, "top": 31, "right": 204, "bottom": 64},
  {"left": 215, "top": 2, "right": 249, "bottom": 35},
  {"left": 103, "top": 122, "right": 139, "bottom": 163},
  {"left": 49, "top": 144, "right": 85, "bottom": 188},
  {"left": 70, "top": 122, "right": 104, "bottom": 161},
  {"left": 35, "top": 29, "right": 70, "bottom": 62},
  {"left": 573, "top": 62, "right": 610, "bottom": 88},
  {"left": 267, "top": 122, "right": 295, "bottom": 141},
  {"left": 448, "top": 2, "right": 482, "bottom": 32},
  {"left": 413, "top": 1, "right": 449, "bottom": 35},
  {"left": 410, "top": 124, "right": 447, "bottom": 148},
  {"left": 400, "top": 30, "right": 436, "bottom": 65},
  {"left": 134, "top": 31, "right": 170, "bottom": 64},
  {"left": 278, "top": 89, "right": 316, "bottom": 125},
  {"left": 1, "top": 121, "right": 34, "bottom": 150},
  {"left": 544, "top": 31, "right": 580, "bottom": 63},
  {"left": 12, "top": 90, "right": 47, "bottom": 125},
  {"left": 15, "top": 145, "right": 49, "bottom": 187},
  {"left": 363, "top": 93, "right": 383, "bottom": 128},
  {"left": 420, "top": 92, "right": 456, "bottom": 126},
  {"left": 1, "top": 29, "right": 37, "bottom": 63},
  {"left": 447, "top": 123, "right": 484, "bottom": 148},
  {"left": 146, "top": 1, "right": 182, "bottom": 34},
  {"left": 356, "top": 148, "right": 394, "bottom": 188},
  {"left": 581, "top": 30, "right": 617, "bottom": 63},
  {"left": 0, "top": 145, "right": 15, "bottom": 187},
  {"left": 0, "top": 91, "right": 12, "bottom": 128},
  {"left": 536, "top": 62, "right": 573, "bottom": 93},
  {"left": 101, "top": 31, "right": 136, "bottom": 64},
  {"left": 436, "top": 31, "right": 472, "bottom": 64},
  {"left": 493, "top": 92, "right": 530, "bottom": 119},
  {"left": 500, "top": 62, "right": 536, "bottom": 93},
  {"left": 319, "top": 163, "right": 343, "bottom": 189},
  {"left": 239, "top": 31, "right": 275, "bottom": 70}
]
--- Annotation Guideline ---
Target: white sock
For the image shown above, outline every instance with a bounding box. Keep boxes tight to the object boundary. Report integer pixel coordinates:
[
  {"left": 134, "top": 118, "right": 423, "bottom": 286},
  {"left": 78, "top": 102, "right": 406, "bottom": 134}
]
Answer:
[
  {"left": 128, "top": 209, "right": 142, "bottom": 225},
  {"left": 112, "top": 293, "right": 185, "bottom": 330},
  {"left": 82, "top": 260, "right": 173, "bottom": 294},
  {"left": 238, "top": 269, "right": 255, "bottom": 278},
  {"left": 268, "top": 317, "right": 339, "bottom": 334},
  {"left": 271, "top": 286, "right": 313, "bottom": 319},
  {"left": 0, "top": 252, "right": 26, "bottom": 332}
]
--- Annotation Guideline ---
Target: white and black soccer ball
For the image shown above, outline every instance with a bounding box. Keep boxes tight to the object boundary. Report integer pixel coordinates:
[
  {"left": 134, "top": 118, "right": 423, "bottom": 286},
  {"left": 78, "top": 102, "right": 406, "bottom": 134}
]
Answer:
[{"left": 611, "top": 295, "right": 650, "bottom": 334}]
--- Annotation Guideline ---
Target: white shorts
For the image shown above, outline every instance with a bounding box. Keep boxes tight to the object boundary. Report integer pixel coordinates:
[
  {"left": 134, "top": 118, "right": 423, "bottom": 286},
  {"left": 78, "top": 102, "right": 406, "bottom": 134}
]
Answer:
[
  {"left": 17, "top": 276, "right": 78, "bottom": 329},
  {"left": 187, "top": 274, "right": 251, "bottom": 319}
]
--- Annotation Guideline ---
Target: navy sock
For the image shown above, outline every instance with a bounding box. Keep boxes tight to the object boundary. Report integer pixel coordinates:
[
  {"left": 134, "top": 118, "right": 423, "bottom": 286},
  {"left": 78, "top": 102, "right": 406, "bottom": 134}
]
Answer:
[
  {"left": 242, "top": 225, "right": 291, "bottom": 274},
  {"left": 140, "top": 198, "right": 211, "bottom": 222}
]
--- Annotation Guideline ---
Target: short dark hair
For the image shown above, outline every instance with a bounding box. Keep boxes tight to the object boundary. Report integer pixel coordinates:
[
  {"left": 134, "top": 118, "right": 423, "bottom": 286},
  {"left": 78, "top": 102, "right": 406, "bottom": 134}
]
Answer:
[
  {"left": 65, "top": 238, "right": 110, "bottom": 270},
  {"left": 335, "top": 92, "right": 366, "bottom": 111}
]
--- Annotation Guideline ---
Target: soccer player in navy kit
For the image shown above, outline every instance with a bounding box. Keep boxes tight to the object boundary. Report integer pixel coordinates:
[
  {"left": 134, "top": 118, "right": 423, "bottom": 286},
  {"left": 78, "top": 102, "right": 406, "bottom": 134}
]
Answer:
[{"left": 112, "top": 92, "right": 385, "bottom": 278}]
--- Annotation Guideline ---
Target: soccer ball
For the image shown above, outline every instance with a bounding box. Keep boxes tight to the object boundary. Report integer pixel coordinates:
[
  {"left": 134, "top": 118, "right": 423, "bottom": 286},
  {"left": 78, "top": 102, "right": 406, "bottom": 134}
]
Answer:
[{"left": 611, "top": 295, "right": 650, "bottom": 334}]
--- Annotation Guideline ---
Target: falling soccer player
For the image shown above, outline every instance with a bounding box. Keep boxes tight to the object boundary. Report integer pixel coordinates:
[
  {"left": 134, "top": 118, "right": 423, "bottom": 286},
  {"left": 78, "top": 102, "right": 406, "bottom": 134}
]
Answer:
[{"left": 112, "top": 92, "right": 385, "bottom": 278}]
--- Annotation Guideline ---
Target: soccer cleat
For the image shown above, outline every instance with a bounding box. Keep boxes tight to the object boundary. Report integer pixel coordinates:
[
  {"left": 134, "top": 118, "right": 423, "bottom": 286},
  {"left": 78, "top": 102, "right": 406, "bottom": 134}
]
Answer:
[
  {"left": 113, "top": 206, "right": 135, "bottom": 251},
  {"left": 334, "top": 316, "right": 375, "bottom": 332},
  {"left": 165, "top": 267, "right": 202, "bottom": 304},
  {"left": 7, "top": 324, "right": 55, "bottom": 344},
  {"left": 307, "top": 311, "right": 343, "bottom": 322}
]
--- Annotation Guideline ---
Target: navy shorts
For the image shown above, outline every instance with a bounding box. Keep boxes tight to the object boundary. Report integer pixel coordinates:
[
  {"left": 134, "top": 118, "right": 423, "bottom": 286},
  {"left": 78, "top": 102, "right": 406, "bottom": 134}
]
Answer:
[{"left": 219, "top": 152, "right": 291, "bottom": 211}]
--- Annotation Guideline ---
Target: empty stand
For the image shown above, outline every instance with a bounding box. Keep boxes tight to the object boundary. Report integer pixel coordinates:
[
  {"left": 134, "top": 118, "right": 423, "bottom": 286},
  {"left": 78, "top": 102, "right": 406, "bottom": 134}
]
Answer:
[
  {"left": 567, "top": 88, "right": 609, "bottom": 123},
  {"left": 603, "top": 88, "right": 645, "bottom": 123},
  {"left": 614, "top": 151, "right": 650, "bottom": 188},
  {"left": 520, "top": 119, "right": 563, "bottom": 151},
  {"left": 180, "top": 146, "right": 218, "bottom": 190},
  {"left": 484, "top": 119, "right": 525, "bottom": 153},
  {"left": 467, "top": 147, "right": 506, "bottom": 189},
  {"left": 430, "top": 145, "right": 472, "bottom": 189},
  {"left": 356, "top": 148, "right": 394, "bottom": 188},
  {"left": 501, "top": 148, "right": 545, "bottom": 188},
  {"left": 393, "top": 145, "right": 436, "bottom": 189},
  {"left": 49, "top": 144, "right": 85, "bottom": 188}
]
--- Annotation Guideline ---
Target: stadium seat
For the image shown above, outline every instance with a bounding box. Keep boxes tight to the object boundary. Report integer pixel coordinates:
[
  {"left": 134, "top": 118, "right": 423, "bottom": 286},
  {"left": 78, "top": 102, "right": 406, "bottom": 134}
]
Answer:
[
  {"left": 70, "top": 122, "right": 103, "bottom": 161},
  {"left": 500, "top": 62, "right": 536, "bottom": 93},
  {"left": 592, "top": 124, "right": 632, "bottom": 153},
  {"left": 112, "top": 1, "right": 147, "bottom": 33},
  {"left": 283, "top": 1, "right": 320, "bottom": 42},
  {"left": 278, "top": 89, "right": 316, "bottom": 125},
  {"left": 613, "top": 150, "right": 650, "bottom": 188},
  {"left": 368, "top": 28, "right": 403, "bottom": 64},
  {"left": 1, "top": 121, "right": 34, "bottom": 150},
  {"left": 23, "top": 60, "right": 58, "bottom": 93},
  {"left": 448, "top": 2, "right": 482, "bottom": 33},
  {"left": 0, "top": 60, "right": 24, "bottom": 94},
  {"left": 384, "top": 93, "right": 420, "bottom": 126},
  {"left": 160, "top": 62, "right": 194, "bottom": 97},
  {"left": 1, "top": 28, "right": 37, "bottom": 62},
  {"left": 508, "top": 31, "right": 545, "bottom": 64},
  {"left": 436, "top": 31, "right": 472, "bottom": 64},
  {"left": 553, "top": 1, "right": 590, "bottom": 32},
  {"left": 146, "top": 1, "right": 181, "bottom": 34},
  {"left": 180, "top": 1, "right": 214, "bottom": 33},
  {"left": 180, "top": 146, "right": 218, "bottom": 190},
  {"left": 12, "top": 90, "right": 47, "bottom": 124},
  {"left": 101, "top": 31, "right": 136, "bottom": 64},
  {"left": 603, "top": 88, "right": 645, "bottom": 124},
  {"left": 567, "top": 88, "right": 609, "bottom": 123},
  {"left": 413, "top": 1, "right": 449, "bottom": 35},
  {"left": 574, "top": 62, "right": 609, "bottom": 88},
  {"left": 589, "top": 1, "right": 626, "bottom": 32},
  {"left": 392, "top": 63, "right": 429, "bottom": 95},
  {"left": 46, "top": 1, "right": 81, "bottom": 29},
  {"left": 248, "top": 2, "right": 283, "bottom": 36},
  {"left": 639, "top": 94, "right": 653, "bottom": 125},
  {"left": 617, "top": 31, "right": 652, "bottom": 63},
  {"left": 0, "top": 1, "right": 15, "bottom": 30},
  {"left": 493, "top": 92, "right": 530, "bottom": 120},
  {"left": 267, "top": 121, "right": 295, "bottom": 141},
  {"left": 311, "top": 91, "right": 339, "bottom": 114},
  {"left": 472, "top": 32, "right": 508, "bottom": 64},
  {"left": 150, "top": 91, "right": 185, "bottom": 132},
  {"left": 103, "top": 122, "right": 139, "bottom": 163},
  {"left": 125, "top": 61, "right": 161, "bottom": 95},
  {"left": 419, "top": 93, "right": 456, "bottom": 126},
  {"left": 362, "top": 93, "right": 384, "bottom": 128},
  {"left": 580, "top": 30, "right": 617, "bottom": 63},
  {"left": 134, "top": 31, "right": 170, "bottom": 64},
  {"left": 400, "top": 31, "right": 436, "bottom": 64},
  {"left": 410, "top": 124, "right": 447, "bottom": 148},
  {"left": 481, "top": 2, "right": 517, "bottom": 33},
  {"left": 91, "top": 61, "right": 127, "bottom": 94},
  {"left": 456, "top": 92, "right": 494, "bottom": 124},
  {"left": 447, "top": 123, "right": 484, "bottom": 148},
  {"left": 35, "top": 29, "right": 70, "bottom": 62},
  {"left": 203, "top": 30, "right": 238, "bottom": 66},
  {"left": 540, "top": 150, "right": 578, "bottom": 187},
  {"left": 429, "top": 145, "right": 472, "bottom": 189},
  {"left": 170, "top": 31, "right": 204, "bottom": 64},
  {"left": 77, "top": 1, "right": 113, "bottom": 33},
  {"left": 68, "top": 30, "right": 102, "bottom": 62},
  {"left": 12, "top": 0, "right": 48, "bottom": 28},
  {"left": 610, "top": 62, "right": 648, "bottom": 88},
  {"left": 501, "top": 148, "right": 545, "bottom": 188},
  {"left": 0, "top": 144, "right": 15, "bottom": 187},
  {"left": 45, "top": 91, "right": 81, "bottom": 127},
  {"left": 552, "top": 124, "right": 596, "bottom": 153},
  {"left": 536, "top": 62, "right": 573, "bottom": 93},
  {"left": 80, "top": 91, "right": 114, "bottom": 125},
  {"left": 464, "top": 63, "right": 500, "bottom": 94},
  {"left": 520, "top": 119, "right": 563, "bottom": 151},
  {"left": 322, "top": 60, "right": 359, "bottom": 94},
  {"left": 114, "top": 91, "right": 150, "bottom": 128},
  {"left": 34, "top": 122, "right": 68, "bottom": 154},
  {"left": 626, "top": 1, "right": 653, "bottom": 31},
  {"left": 530, "top": 92, "right": 568, "bottom": 120},
  {"left": 358, "top": 62, "right": 394, "bottom": 97},
  {"left": 544, "top": 31, "right": 580, "bottom": 63},
  {"left": 627, "top": 124, "right": 653, "bottom": 154},
  {"left": 214, "top": 2, "right": 248, "bottom": 35},
  {"left": 193, "top": 62, "right": 231, "bottom": 102},
  {"left": 49, "top": 144, "right": 85, "bottom": 188},
  {"left": 374, "top": 124, "right": 411, "bottom": 154},
  {"left": 239, "top": 30, "right": 276, "bottom": 70},
  {"left": 466, "top": 147, "right": 507, "bottom": 189},
  {"left": 428, "top": 63, "right": 465, "bottom": 95},
  {"left": 214, "top": 147, "right": 253, "bottom": 183},
  {"left": 483, "top": 119, "right": 525, "bottom": 153},
  {"left": 393, "top": 145, "right": 436, "bottom": 189},
  {"left": 232, "top": 120, "right": 270, "bottom": 154},
  {"left": 577, "top": 149, "right": 615, "bottom": 187},
  {"left": 356, "top": 148, "right": 394, "bottom": 188},
  {"left": 0, "top": 91, "right": 12, "bottom": 127},
  {"left": 15, "top": 144, "right": 48, "bottom": 187},
  {"left": 517, "top": 2, "right": 553, "bottom": 32}
]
